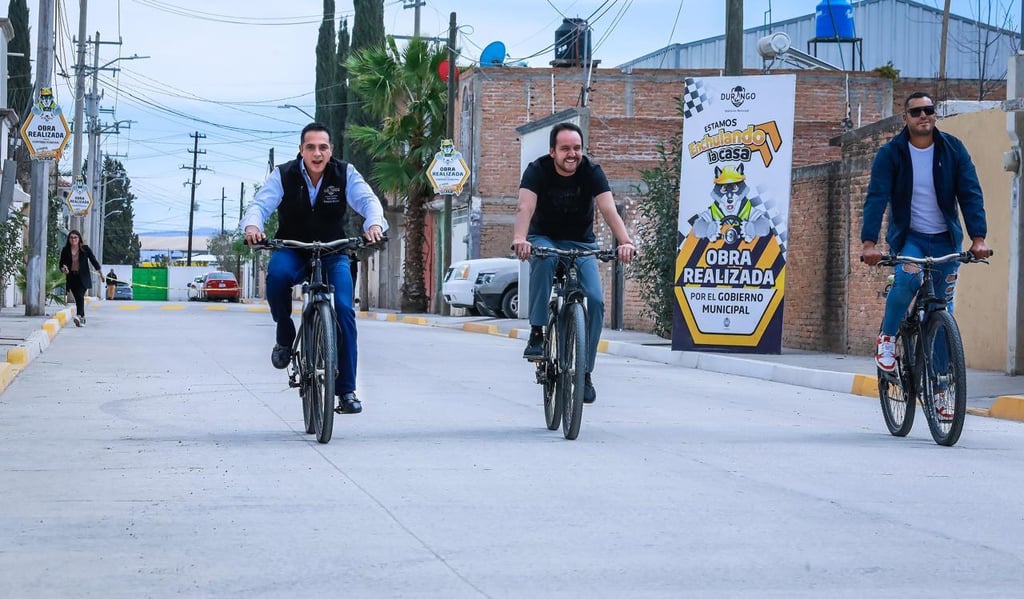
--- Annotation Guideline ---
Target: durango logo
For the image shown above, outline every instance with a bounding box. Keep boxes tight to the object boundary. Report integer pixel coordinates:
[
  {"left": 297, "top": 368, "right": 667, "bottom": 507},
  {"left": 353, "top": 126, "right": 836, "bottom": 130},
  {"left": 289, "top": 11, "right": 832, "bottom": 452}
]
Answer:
[{"left": 721, "top": 85, "right": 756, "bottom": 107}]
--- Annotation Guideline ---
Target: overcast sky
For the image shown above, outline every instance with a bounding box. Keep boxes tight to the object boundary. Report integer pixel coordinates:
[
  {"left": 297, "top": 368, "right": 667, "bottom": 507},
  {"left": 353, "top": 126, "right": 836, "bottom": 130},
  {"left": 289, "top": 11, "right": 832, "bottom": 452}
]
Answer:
[{"left": 13, "top": 0, "right": 1019, "bottom": 236}]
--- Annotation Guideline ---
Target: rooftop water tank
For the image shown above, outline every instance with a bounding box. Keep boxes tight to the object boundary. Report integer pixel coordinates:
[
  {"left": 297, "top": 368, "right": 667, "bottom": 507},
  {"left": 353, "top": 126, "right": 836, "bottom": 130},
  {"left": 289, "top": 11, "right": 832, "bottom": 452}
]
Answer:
[
  {"left": 554, "top": 18, "right": 591, "bottom": 64},
  {"left": 815, "top": 0, "right": 856, "bottom": 39}
]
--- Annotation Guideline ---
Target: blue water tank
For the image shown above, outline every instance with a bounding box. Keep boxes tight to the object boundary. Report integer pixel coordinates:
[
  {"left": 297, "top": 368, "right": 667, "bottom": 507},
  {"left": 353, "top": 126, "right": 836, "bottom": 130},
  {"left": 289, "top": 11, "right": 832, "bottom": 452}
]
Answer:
[{"left": 815, "top": 0, "right": 856, "bottom": 39}]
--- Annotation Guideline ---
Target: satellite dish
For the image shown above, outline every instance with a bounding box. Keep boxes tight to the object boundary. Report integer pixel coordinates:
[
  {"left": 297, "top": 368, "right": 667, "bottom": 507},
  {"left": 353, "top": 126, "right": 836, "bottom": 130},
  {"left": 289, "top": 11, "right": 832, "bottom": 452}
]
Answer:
[{"left": 479, "top": 41, "right": 507, "bottom": 67}]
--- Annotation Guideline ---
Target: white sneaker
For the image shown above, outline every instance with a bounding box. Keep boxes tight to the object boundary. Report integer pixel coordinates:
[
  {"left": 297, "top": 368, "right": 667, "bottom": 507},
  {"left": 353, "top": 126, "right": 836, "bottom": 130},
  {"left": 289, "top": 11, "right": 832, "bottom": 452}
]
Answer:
[
  {"left": 875, "top": 334, "right": 896, "bottom": 372},
  {"left": 73, "top": 315, "right": 81, "bottom": 327},
  {"left": 935, "top": 390, "right": 955, "bottom": 420},
  {"left": 79, "top": 316, "right": 86, "bottom": 326}
]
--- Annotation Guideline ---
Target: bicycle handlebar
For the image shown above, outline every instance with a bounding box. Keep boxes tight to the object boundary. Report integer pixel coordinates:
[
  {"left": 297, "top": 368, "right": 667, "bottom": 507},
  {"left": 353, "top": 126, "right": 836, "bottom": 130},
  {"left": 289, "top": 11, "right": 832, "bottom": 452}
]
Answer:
[
  {"left": 254, "top": 235, "right": 386, "bottom": 253},
  {"left": 528, "top": 246, "right": 618, "bottom": 262},
  {"left": 874, "top": 250, "right": 992, "bottom": 267}
]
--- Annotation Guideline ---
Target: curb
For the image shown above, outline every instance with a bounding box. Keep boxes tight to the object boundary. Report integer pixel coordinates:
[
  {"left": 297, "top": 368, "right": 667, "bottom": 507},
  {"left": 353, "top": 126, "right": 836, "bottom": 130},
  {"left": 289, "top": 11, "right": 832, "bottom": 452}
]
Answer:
[
  {"left": 0, "top": 307, "right": 73, "bottom": 395},
  {"left": 362, "top": 312, "right": 1024, "bottom": 423}
]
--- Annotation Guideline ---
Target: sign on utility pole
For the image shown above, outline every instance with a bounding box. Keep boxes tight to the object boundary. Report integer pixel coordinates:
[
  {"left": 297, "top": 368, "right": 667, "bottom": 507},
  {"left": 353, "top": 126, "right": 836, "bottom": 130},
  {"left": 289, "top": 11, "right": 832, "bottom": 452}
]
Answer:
[
  {"left": 426, "top": 139, "right": 469, "bottom": 196},
  {"left": 66, "top": 176, "right": 93, "bottom": 215},
  {"left": 19, "top": 87, "right": 71, "bottom": 160}
]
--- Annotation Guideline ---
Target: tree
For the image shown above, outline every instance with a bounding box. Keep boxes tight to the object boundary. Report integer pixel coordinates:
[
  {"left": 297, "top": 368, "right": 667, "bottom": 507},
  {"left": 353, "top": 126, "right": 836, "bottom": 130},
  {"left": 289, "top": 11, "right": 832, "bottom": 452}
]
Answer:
[
  {"left": 347, "top": 37, "right": 448, "bottom": 312},
  {"left": 0, "top": 210, "right": 26, "bottom": 309},
  {"left": 315, "top": 0, "right": 336, "bottom": 128},
  {"left": 631, "top": 100, "right": 683, "bottom": 338},
  {"left": 101, "top": 158, "right": 141, "bottom": 265},
  {"left": 7, "top": 0, "right": 33, "bottom": 189},
  {"left": 333, "top": 17, "right": 350, "bottom": 148}
]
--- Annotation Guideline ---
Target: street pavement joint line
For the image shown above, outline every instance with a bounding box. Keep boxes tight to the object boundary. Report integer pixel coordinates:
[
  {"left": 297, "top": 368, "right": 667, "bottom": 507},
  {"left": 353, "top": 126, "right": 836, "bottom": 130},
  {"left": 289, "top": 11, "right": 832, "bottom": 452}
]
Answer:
[{"left": 312, "top": 450, "right": 493, "bottom": 598}]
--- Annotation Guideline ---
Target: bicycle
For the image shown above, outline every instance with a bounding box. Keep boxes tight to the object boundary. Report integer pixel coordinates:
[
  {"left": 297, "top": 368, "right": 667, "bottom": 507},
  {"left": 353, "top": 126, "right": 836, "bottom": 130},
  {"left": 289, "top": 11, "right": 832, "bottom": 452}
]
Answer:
[
  {"left": 527, "top": 246, "right": 617, "bottom": 440},
  {"left": 871, "top": 250, "right": 990, "bottom": 446},
  {"left": 257, "top": 236, "right": 376, "bottom": 444}
]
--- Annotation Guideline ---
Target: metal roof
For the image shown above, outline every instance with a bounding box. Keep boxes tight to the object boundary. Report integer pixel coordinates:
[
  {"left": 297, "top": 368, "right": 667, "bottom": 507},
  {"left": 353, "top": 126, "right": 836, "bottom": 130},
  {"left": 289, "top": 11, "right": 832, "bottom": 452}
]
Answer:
[{"left": 617, "top": 0, "right": 1018, "bottom": 80}]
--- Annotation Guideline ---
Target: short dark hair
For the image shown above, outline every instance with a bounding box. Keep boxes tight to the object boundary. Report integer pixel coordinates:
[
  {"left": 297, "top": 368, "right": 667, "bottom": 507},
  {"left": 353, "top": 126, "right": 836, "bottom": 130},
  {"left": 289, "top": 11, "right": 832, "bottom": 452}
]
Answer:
[
  {"left": 300, "top": 122, "right": 331, "bottom": 145},
  {"left": 549, "top": 122, "right": 583, "bottom": 149},
  {"left": 904, "top": 91, "right": 933, "bottom": 110}
]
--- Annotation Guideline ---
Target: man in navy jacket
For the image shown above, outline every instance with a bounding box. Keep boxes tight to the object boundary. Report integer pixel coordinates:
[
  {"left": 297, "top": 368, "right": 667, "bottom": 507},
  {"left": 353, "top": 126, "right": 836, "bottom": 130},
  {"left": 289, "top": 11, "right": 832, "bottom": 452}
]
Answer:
[{"left": 861, "top": 92, "right": 991, "bottom": 415}]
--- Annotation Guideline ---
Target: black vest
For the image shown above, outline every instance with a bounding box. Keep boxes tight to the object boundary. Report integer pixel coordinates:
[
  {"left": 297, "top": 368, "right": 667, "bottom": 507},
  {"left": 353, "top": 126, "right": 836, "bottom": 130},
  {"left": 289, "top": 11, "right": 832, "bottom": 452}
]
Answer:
[{"left": 274, "top": 157, "right": 350, "bottom": 242}]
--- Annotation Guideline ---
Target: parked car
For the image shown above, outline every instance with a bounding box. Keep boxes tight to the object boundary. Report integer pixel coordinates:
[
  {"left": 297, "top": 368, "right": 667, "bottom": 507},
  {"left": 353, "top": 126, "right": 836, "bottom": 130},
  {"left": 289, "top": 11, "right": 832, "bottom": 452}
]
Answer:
[
  {"left": 200, "top": 272, "right": 240, "bottom": 303},
  {"left": 186, "top": 276, "right": 205, "bottom": 301},
  {"left": 112, "top": 281, "right": 133, "bottom": 300},
  {"left": 472, "top": 262, "right": 520, "bottom": 318},
  {"left": 442, "top": 257, "right": 517, "bottom": 315}
]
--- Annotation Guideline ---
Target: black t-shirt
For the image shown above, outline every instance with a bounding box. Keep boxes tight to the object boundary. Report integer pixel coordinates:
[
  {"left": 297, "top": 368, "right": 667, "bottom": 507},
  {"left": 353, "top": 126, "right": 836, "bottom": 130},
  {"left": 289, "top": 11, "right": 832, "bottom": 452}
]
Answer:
[{"left": 520, "top": 154, "right": 610, "bottom": 243}]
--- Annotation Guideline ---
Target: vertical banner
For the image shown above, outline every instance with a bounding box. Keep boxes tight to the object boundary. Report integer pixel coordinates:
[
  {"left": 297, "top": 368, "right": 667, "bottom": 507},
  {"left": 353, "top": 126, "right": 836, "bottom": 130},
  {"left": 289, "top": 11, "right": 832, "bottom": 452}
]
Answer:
[{"left": 673, "top": 75, "right": 796, "bottom": 353}]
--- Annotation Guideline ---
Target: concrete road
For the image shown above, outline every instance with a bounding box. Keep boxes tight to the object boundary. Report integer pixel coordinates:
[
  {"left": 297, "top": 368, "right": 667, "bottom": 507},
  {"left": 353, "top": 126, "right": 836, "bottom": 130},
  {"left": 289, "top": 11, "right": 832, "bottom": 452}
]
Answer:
[{"left": 1, "top": 303, "right": 1023, "bottom": 597}]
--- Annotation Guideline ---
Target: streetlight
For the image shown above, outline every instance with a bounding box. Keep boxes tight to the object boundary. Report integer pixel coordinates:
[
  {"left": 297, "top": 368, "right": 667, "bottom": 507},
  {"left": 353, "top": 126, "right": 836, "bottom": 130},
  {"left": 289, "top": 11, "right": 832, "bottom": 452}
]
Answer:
[{"left": 278, "top": 104, "right": 315, "bottom": 120}]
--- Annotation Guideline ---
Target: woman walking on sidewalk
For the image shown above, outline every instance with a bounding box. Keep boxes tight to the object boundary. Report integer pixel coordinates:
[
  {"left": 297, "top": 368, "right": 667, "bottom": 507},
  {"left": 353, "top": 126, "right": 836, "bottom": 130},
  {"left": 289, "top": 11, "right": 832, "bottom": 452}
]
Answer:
[{"left": 59, "top": 229, "right": 101, "bottom": 327}]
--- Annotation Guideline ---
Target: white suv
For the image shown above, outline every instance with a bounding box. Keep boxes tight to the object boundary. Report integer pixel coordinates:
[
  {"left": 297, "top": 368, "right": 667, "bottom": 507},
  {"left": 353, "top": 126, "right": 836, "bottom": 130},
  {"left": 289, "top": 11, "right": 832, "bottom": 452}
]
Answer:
[{"left": 442, "top": 257, "right": 518, "bottom": 314}]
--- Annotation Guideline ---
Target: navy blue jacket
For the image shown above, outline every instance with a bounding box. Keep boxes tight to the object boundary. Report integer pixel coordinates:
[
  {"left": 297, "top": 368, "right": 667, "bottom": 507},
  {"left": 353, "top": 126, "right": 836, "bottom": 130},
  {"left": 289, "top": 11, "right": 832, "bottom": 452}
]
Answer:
[{"left": 861, "top": 126, "right": 987, "bottom": 252}]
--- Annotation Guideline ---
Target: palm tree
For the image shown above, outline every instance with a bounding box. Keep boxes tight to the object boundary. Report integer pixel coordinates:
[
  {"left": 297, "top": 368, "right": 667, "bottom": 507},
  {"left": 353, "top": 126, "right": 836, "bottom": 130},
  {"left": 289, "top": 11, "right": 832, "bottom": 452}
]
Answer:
[{"left": 346, "top": 37, "right": 448, "bottom": 313}]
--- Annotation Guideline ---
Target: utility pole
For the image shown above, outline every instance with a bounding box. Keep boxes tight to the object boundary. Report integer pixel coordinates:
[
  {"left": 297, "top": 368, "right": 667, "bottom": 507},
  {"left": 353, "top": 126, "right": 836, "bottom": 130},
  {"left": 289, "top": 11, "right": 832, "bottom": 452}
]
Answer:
[
  {"left": 938, "top": 0, "right": 952, "bottom": 100},
  {"left": 220, "top": 186, "right": 225, "bottom": 235},
  {"left": 87, "top": 32, "right": 102, "bottom": 264},
  {"left": 438, "top": 11, "right": 457, "bottom": 316},
  {"left": 404, "top": 0, "right": 424, "bottom": 37},
  {"left": 25, "top": 0, "right": 55, "bottom": 316},
  {"left": 725, "top": 0, "right": 743, "bottom": 75},
  {"left": 239, "top": 182, "right": 245, "bottom": 221},
  {"left": 69, "top": 0, "right": 88, "bottom": 234},
  {"left": 181, "top": 132, "right": 208, "bottom": 266}
]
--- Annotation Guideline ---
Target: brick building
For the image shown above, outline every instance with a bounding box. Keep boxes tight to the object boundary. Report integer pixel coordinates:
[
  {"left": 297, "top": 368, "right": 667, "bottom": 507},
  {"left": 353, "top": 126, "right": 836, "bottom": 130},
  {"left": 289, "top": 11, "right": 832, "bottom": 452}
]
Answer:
[{"left": 439, "top": 65, "right": 1003, "bottom": 352}]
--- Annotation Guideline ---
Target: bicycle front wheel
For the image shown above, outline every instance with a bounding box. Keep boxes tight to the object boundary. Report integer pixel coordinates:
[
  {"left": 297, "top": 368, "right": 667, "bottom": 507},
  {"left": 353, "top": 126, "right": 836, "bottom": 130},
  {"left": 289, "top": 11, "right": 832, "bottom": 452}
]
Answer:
[
  {"left": 299, "top": 329, "right": 316, "bottom": 435},
  {"left": 560, "top": 302, "right": 587, "bottom": 440},
  {"left": 922, "top": 310, "right": 967, "bottom": 446},
  {"left": 543, "top": 310, "right": 561, "bottom": 431},
  {"left": 879, "top": 331, "right": 916, "bottom": 437},
  {"left": 310, "top": 301, "right": 338, "bottom": 444}
]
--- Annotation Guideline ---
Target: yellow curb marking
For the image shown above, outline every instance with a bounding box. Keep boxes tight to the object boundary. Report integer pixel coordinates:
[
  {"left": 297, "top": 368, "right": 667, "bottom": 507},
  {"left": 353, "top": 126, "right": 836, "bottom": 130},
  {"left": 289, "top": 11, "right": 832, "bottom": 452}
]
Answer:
[
  {"left": 7, "top": 347, "right": 28, "bottom": 365},
  {"left": 248, "top": 307, "right": 270, "bottom": 312},
  {"left": 118, "top": 305, "right": 141, "bottom": 311},
  {"left": 204, "top": 305, "right": 228, "bottom": 311},
  {"left": 987, "top": 395, "right": 1024, "bottom": 422},
  {"left": 55, "top": 312, "right": 68, "bottom": 326},
  {"left": 464, "top": 322, "right": 498, "bottom": 335},
  {"left": 42, "top": 321, "right": 59, "bottom": 338},
  {"left": 0, "top": 362, "right": 20, "bottom": 391},
  {"left": 597, "top": 339, "right": 609, "bottom": 353},
  {"left": 851, "top": 374, "right": 878, "bottom": 398},
  {"left": 386, "top": 314, "right": 399, "bottom": 322},
  {"left": 161, "top": 305, "right": 185, "bottom": 311},
  {"left": 402, "top": 316, "right": 428, "bottom": 325}
]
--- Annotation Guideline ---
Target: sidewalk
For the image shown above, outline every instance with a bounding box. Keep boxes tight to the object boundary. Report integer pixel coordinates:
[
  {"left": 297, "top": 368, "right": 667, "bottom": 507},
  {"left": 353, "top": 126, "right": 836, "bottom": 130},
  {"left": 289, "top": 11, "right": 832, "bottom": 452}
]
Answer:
[
  {"left": 359, "top": 311, "right": 1024, "bottom": 422},
  {"left": 3, "top": 301, "right": 1023, "bottom": 422}
]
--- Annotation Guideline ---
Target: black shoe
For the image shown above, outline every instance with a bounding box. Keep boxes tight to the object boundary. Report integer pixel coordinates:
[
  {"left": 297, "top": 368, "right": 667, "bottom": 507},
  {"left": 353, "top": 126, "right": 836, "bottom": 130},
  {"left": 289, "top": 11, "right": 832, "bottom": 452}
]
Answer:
[
  {"left": 271, "top": 344, "right": 291, "bottom": 369},
  {"left": 523, "top": 332, "right": 544, "bottom": 360},
  {"left": 336, "top": 392, "right": 362, "bottom": 414},
  {"left": 583, "top": 373, "right": 596, "bottom": 404}
]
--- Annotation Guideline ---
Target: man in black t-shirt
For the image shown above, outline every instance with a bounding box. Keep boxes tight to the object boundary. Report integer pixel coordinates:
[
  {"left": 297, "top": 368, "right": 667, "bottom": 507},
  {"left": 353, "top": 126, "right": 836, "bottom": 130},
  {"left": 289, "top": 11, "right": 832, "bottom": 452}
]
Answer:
[{"left": 512, "top": 122, "right": 636, "bottom": 404}]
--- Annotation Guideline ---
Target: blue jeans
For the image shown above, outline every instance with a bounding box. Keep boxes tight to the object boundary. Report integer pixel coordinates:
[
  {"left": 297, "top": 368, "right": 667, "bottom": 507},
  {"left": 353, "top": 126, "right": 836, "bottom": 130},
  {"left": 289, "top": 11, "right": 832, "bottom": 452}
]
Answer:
[
  {"left": 266, "top": 248, "right": 357, "bottom": 394},
  {"left": 528, "top": 235, "right": 604, "bottom": 374},
  {"left": 881, "top": 230, "right": 959, "bottom": 336}
]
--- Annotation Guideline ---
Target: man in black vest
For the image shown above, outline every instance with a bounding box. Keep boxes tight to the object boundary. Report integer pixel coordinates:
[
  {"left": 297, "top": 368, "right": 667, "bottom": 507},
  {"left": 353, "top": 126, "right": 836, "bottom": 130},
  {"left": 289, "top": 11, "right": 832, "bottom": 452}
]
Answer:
[{"left": 241, "top": 123, "right": 387, "bottom": 415}]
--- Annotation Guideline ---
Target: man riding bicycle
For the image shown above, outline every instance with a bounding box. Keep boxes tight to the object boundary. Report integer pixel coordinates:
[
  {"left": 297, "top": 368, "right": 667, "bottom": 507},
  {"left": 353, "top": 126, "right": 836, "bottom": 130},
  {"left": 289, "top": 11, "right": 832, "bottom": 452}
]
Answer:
[
  {"left": 241, "top": 122, "right": 387, "bottom": 415},
  {"left": 512, "top": 122, "right": 636, "bottom": 404},
  {"left": 860, "top": 92, "right": 991, "bottom": 414}
]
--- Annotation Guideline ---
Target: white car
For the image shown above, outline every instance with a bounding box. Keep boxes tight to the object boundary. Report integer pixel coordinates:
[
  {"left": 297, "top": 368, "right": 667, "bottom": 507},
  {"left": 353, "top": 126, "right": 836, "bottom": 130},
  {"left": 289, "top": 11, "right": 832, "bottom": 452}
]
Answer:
[{"left": 442, "top": 257, "right": 518, "bottom": 314}]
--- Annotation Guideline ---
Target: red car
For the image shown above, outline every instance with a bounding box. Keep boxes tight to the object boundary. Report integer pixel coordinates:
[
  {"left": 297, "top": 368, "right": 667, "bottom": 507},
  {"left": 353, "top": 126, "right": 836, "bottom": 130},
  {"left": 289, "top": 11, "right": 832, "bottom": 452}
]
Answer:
[{"left": 201, "top": 272, "right": 240, "bottom": 302}]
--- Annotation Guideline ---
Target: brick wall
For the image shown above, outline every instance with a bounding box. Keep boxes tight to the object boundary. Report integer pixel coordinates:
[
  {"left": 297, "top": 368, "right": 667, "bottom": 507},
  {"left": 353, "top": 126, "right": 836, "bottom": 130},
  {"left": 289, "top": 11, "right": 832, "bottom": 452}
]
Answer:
[{"left": 457, "top": 66, "right": 999, "bottom": 343}]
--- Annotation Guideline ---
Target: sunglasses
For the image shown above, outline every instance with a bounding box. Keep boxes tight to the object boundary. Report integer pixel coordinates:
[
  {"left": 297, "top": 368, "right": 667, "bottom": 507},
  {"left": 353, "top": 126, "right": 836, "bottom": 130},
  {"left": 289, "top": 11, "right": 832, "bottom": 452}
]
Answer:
[{"left": 906, "top": 106, "right": 936, "bottom": 118}]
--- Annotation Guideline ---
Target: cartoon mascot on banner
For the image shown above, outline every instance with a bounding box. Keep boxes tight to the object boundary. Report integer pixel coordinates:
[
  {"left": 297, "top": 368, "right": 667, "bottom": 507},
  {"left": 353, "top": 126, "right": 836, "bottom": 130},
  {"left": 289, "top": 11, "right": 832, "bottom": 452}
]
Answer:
[{"left": 690, "top": 163, "right": 774, "bottom": 245}]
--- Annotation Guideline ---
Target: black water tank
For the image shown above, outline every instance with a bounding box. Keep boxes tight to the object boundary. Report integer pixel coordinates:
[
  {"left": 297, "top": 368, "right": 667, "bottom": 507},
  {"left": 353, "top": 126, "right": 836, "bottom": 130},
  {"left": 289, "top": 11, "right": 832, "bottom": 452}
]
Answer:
[{"left": 554, "top": 18, "right": 591, "bottom": 64}]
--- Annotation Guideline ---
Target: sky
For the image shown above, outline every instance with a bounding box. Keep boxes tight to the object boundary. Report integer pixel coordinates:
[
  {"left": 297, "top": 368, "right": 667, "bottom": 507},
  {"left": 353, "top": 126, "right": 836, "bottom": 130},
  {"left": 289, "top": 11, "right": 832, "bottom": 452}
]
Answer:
[{"left": 14, "top": 0, "right": 1021, "bottom": 236}]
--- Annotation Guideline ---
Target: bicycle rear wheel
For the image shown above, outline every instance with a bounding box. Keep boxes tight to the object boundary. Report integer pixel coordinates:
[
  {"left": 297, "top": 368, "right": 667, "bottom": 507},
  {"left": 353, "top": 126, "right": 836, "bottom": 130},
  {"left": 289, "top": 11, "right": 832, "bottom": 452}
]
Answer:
[
  {"left": 310, "top": 301, "right": 337, "bottom": 444},
  {"left": 542, "top": 310, "right": 561, "bottom": 431},
  {"left": 922, "top": 311, "right": 967, "bottom": 446},
  {"left": 560, "top": 302, "right": 587, "bottom": 440},
  {"left": 878, "top": 331, "right": 916, "bottom": 437}
]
